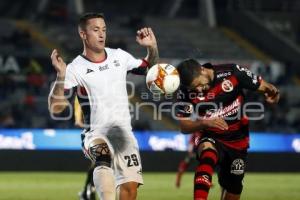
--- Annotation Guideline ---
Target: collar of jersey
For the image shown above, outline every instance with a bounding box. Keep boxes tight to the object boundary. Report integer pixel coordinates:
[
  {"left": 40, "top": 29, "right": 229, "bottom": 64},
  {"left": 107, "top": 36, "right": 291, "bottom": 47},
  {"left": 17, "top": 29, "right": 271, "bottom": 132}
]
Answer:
[{"left": 80, "top": 49, "right": 107, "bottom": 64}]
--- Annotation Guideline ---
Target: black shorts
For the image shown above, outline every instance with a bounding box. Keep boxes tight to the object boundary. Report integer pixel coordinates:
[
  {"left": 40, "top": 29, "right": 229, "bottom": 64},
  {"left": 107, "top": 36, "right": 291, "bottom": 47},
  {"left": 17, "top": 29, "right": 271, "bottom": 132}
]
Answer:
[{"left": 198, "top": 137, "right": 248, "bottom": 195}]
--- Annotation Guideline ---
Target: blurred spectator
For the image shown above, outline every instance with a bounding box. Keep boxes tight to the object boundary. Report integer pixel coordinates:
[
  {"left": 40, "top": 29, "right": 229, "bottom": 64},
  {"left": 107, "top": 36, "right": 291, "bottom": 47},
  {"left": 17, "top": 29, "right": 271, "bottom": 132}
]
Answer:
[
  {"left": 10, "top": 29, "right": 32, "bottom": 49},
  {"left": 122, "top": 14, "right": 145, "bottom": 31},
  {"left": 42, "top": 2, "right": 68, "bottom": 25},
  {"left": 0, "top": 111, "right": 15, "bottom": 128}
]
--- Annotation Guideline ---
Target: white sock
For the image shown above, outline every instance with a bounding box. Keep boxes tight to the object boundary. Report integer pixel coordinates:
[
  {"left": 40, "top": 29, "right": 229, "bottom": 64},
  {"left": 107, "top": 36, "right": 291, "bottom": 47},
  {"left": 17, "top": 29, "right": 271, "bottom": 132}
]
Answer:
[{"left": 93, "top": 166, "right": 116, "bottom": 200}]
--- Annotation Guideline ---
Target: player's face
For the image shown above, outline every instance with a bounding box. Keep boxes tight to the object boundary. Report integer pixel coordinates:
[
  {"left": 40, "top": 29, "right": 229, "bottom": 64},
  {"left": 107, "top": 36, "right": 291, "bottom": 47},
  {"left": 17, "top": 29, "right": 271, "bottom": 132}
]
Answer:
[
  {"left": 189, "top": 68, "right": 211, "bottom": 93},
  {"left": 83, "top": 18, "right": 106, "bottom": 52}
]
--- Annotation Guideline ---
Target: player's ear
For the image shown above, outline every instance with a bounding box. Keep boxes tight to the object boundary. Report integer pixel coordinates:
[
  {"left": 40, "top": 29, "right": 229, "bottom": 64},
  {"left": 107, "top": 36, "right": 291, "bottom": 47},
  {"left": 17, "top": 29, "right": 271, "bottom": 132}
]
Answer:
[
  {"left": 80, "top": 31, "right": 86, "bottom": 40},
  {"left": 199, "top": 66, "right": 205, "bottom": 75},
  {"left": 78, "top": 27, "right": 86, "bottom": 40}
]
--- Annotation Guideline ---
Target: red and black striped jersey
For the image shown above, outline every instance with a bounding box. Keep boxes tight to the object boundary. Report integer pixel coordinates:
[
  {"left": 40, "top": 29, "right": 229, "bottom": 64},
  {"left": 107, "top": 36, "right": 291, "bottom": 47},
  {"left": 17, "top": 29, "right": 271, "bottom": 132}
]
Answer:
[{"left": 176, "top": 63, "right": 262, "bottom": 150}]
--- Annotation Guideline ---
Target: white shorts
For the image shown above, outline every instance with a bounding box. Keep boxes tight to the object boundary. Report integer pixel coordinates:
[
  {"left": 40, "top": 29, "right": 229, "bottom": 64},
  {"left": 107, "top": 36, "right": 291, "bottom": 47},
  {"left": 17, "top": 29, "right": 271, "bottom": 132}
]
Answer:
[{"left": 82, "top": 126, "right": 143, "bottom": 186}]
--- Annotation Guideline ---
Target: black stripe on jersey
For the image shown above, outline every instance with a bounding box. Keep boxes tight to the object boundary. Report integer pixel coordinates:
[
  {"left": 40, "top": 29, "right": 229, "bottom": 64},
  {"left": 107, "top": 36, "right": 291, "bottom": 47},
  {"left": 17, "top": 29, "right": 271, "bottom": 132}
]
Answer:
[
  {"left": 128, "top": 59, "right": 150, "bottom": 75},
  {"left": 64, "top": 87, "right": 76, "bottom": 103}
]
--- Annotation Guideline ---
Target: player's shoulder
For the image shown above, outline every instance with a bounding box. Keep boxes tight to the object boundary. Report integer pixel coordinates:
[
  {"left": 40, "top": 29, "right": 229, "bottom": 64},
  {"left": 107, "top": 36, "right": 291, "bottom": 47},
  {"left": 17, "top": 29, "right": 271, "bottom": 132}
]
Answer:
[
  {"left": 211, "top": 63, "right": 238, "bottom": 79},
  {"left": 67, "top": 55, "right": 85, "bottom": 68},
  {"left": 212, "top": 63, "right": 237, "bottom": 72}
]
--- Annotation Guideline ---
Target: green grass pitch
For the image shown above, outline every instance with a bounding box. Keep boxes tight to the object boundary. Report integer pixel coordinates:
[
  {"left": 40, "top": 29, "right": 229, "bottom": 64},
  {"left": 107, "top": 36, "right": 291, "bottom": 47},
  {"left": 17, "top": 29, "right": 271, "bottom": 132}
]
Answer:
[{"left": 0, "top": 172, "right": 299, "bottom": 200}]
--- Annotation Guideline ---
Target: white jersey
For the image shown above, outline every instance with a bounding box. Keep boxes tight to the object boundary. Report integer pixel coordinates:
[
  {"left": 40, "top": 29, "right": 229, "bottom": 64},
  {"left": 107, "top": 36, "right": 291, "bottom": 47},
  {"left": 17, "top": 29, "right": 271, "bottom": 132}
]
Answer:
[{"left": 64, "top": 48, "right": 144, "bottom": 131}]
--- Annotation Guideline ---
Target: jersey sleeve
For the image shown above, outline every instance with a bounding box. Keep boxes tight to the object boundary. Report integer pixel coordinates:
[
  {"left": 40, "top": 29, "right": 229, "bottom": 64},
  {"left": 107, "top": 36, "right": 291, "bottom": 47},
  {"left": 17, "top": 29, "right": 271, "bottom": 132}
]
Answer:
[
  {"left": 64, "top": 64, "right": 78, "bottom": 89},
  {"left": 233, "top": 64, "right": 262, "bottom": 91},
  {"left": 64, "top": 64, "right": 78, "bottom": 102},
  {"left": 175, "top": 90, "right": 194, "bottom": 118},
  {"left": 119, "top": 48, "right": 149, "bottom": 75}
]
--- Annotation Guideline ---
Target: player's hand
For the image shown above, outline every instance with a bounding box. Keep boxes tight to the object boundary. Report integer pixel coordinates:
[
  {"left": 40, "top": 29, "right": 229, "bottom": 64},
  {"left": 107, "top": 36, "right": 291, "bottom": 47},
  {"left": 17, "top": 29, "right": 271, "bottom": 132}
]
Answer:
[
  {"left": 202, "top": 118, "right": 228, "bottom": 131},
  {"left": 265, "top": 89, "right": 280, "bottom": 104},
  {"left": 258, "top": 80, "right": 280, "bottom": 104},
  {"left": 51, "top": 49, "right": 67, "bottom": 77},
  {"left": 136, "top": 27, "right": 157, "bottom": 48}
]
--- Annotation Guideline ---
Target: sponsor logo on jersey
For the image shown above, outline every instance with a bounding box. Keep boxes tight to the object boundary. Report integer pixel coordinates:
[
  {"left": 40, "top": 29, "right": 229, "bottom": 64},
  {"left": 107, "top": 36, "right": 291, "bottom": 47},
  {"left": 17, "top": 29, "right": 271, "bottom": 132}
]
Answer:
[
  {"left": 221, "top": 79, "right": 234, "bottom": 92},
  {"left": 231, "top": 158, "right": 245, "bottom": 175},
  {"left": 206, "top": 108, "right": 218, "bottom": 116},
  {"left": 204, "top": 97, "right": 241, "bottom": 118},
  {"left": 86, "top": 68, "right": 94, "bottom": 74},
  {"left": 99, "top": 64, "right": 109, "bottom": 71},
  {"left": 217, "top": 72, "right": 231, "bottom": 79}
]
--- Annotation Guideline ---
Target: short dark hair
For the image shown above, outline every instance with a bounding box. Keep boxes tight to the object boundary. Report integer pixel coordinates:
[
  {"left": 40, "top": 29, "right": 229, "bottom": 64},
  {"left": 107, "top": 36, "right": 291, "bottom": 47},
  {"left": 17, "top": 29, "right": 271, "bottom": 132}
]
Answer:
[
  {"left": 176, "top": 58, "right": 201, "bottom": 87},
  {"left": 79, "top": 12, "right": 105, "bottom": 30}
]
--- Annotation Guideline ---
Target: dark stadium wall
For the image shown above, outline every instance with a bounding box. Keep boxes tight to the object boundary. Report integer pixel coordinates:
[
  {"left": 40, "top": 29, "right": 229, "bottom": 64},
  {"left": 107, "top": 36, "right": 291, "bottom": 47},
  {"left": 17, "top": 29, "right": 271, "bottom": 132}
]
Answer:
[
  {"left": 0, "top": 150, "right": 300, "bottom": 172},
  {"left": 216, "top": 11, "right": 300, "bottom": 66}
]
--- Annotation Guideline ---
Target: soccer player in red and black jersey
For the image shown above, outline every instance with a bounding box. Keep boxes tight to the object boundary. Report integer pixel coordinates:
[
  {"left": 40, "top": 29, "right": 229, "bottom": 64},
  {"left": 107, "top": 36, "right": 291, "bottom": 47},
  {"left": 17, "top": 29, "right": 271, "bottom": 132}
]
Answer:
[
  {"left": 175, "top": 59, "right": 280, "bottom": 200},
  {"left": 175, "top": 131, "right": 202, "bottom": 188}
]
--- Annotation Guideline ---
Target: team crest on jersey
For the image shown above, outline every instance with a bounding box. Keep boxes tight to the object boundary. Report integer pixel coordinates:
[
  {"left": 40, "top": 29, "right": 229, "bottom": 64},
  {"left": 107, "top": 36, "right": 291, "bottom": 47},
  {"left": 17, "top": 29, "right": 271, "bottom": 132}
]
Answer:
[
  {"left": 113, "top": 60, "right": 120, "bottom": 67},
  {"left": 221, "top": 79, "right": 233, "bottom": 92},
  {"left": 230, "top": 159, "right": 245, "bottom": 175}
]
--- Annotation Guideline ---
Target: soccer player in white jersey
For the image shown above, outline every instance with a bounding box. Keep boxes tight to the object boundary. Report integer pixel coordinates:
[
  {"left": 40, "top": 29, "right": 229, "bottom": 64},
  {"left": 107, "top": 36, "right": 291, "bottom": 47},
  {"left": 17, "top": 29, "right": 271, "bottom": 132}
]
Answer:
[{"left": 48, "top": 13, "right": 159, "bottom": 200}]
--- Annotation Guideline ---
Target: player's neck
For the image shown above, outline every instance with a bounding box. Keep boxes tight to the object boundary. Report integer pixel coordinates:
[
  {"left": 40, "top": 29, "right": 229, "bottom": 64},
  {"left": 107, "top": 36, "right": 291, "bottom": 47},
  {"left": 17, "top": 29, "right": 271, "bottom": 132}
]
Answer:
[
  {"left": 207, "top": 69, "right": 214, "bottom": 82},
  {"left": 82, "top": 48, "right": 106, "bottom": 63}
]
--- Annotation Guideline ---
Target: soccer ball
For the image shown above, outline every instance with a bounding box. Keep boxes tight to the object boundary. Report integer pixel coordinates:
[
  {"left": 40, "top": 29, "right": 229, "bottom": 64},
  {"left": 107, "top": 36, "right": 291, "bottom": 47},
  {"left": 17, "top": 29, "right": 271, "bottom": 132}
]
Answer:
[{"left": 146, "top": 63, "right": 180, "bottom": 94}]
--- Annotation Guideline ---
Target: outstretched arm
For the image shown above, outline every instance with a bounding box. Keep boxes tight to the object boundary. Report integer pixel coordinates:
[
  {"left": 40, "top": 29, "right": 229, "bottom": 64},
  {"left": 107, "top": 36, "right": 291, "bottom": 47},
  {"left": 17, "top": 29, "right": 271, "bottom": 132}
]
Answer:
[
  {"left": 232, "top": 64, "right": 280, "bottom": 104},
  {"left": 136, "top": 27, "right": 159, "bottom": 67},
  {"left": 258, "top": 79, "right": 280, "bottom": 104},
  {"left": 48, "top": 49, "right": 69, "bottom": 114}
]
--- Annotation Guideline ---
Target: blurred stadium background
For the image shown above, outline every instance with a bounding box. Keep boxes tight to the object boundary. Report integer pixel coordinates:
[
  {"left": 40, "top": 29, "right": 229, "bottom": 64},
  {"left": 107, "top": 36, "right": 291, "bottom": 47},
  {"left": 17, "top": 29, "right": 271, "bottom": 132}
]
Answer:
[{"left": 0, "top": 0, "right": 300, "bottom": 199}]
